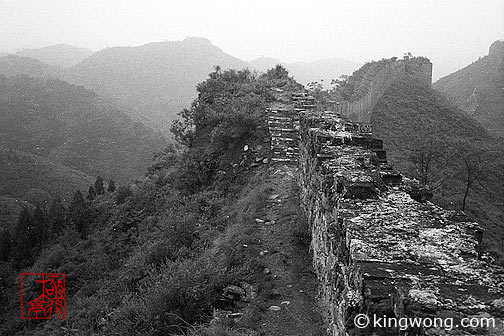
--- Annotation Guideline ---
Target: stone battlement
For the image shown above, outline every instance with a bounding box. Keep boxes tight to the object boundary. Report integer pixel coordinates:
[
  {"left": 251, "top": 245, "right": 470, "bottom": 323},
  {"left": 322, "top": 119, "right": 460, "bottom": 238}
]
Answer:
[{"left": 296, "top": 108, "right": 504, "bottom": 335}]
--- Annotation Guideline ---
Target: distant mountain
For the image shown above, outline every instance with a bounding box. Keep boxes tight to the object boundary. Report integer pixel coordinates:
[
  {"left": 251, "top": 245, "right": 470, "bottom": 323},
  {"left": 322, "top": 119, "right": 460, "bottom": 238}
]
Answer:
[
  {"left": 248, "top": 57, "right": 359, "bottom": 87},
  {"left": 14, "top": 44, "right": 93, "bottom": 67},
  {"left": 66, "top": 37, "right": 246, "bottom": 134},
  {"left": 434, "top": 40, "right": 504, "bottom": 137},
  {"left": 0, "top": 75, "right": 166, "bottom": 184},
  {"left": 248, "top": 57, "right": 285, "bottom": 72}
]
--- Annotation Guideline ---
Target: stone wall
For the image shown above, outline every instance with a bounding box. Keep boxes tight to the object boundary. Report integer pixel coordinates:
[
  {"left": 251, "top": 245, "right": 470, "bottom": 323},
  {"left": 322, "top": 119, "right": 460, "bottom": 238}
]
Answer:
[{"left": 297, "top": 109, "right": 504, "bottom": 335}]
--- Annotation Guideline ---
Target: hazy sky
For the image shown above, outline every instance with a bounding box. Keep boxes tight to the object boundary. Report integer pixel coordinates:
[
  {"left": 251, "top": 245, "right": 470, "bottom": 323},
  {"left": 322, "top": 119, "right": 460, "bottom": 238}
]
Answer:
[{"left": 1, "top": 0, "right": 502, "bottom": 79}]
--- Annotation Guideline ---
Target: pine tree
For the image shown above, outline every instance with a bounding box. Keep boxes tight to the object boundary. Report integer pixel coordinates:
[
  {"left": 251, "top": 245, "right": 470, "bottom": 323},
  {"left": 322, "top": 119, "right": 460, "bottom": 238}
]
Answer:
[
  {"left": 12, "top": 207, "right": 40, "bottom": 268},
  {"left": 87, "top": 185, "right": 97, "bottom": 201},
  {"left": 116, "top": 186, "right": 133, "bottom": 204},
  {"left": 107, "top": 179, "right": 116, "bottom": 193},
  {"left": 0, "top": 229, "right": 12, "bottom": 261},
  {"left": 33, "top": 204, "right": 47, "bottom": 246},
  {"left": 95, "top": 176, "right": 105, "bottom": 195},
  {"left": 68, "top": 190, "right": 90, "bottom": 238},
  {"left": 48, "top": 196, "right": 66, "bottom": 237}
]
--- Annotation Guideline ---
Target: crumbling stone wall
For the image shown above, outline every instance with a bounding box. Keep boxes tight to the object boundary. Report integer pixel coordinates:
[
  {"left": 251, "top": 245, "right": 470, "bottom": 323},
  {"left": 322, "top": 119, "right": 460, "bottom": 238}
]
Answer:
[{"left": 297, "top": 109, "right": 504, "bottom": 335}]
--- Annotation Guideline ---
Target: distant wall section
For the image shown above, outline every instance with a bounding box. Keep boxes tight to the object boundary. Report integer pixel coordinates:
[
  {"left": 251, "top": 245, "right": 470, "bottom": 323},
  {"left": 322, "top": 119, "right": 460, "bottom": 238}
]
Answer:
[{"left": 332, "top": 57, "right": 432, "bottom": 124}]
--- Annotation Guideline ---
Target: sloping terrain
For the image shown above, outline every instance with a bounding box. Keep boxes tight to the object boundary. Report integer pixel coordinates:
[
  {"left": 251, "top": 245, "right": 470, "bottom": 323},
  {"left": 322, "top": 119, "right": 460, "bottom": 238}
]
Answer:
[
  {"left": 0, "top": 195, "right": 33, "bottom": 231},
  {"left": 0, "top": 148, "right": 94, "bottom": 219},
  {"left": 0, "top": 54, "right": 61, "bottom": 78},
  {"left": 434, "top": 40, "right": 504, "bottom": 137},
  {"left": 0, "top": 75, "right": 166, "bottom": 183}
]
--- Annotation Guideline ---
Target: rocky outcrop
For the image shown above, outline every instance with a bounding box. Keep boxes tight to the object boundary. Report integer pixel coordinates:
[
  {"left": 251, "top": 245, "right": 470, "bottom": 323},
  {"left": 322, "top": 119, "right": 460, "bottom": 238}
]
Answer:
[{"left": 296, "top": 108, "right": 504, "bottom": 335}]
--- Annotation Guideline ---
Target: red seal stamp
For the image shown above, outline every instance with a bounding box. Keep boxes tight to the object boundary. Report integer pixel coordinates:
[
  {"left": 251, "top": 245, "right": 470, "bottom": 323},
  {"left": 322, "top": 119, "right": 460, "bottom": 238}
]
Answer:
[{"left": 20, "top": 273, "right": 66, "bottom": 319}]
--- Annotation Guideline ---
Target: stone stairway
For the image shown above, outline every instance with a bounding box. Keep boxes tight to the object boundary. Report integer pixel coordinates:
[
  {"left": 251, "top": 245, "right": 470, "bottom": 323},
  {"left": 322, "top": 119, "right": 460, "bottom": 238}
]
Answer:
[
  {"left": 267, "top": 93, "right": 317, "bottom": 163},
  {"left": 267, "top": 107, "right": 300, "bottom": 163}
]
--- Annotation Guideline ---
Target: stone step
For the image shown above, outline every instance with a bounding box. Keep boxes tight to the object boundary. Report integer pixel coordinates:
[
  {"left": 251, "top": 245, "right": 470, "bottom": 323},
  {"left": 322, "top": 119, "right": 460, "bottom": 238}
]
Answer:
[
  {"left": 268, "top": 116, "right": 293, "bottom": 121},
  {"left": 272, "top": 151, "right": 299, "bottom": 156},
  {"left": 268, "top": 124, "right": 298, "bottom": 129},
  {"left": 270, "top": 130, "right": 298, "bottom": 136},
  {"left": 272, "top": 148, "right": 298, "bottom": 152},
  {"left": 270, "top": 133, "right": 298, "bottom": 138},
  {"left": 271, "top": 137, "right": 296, "bottom": 141},
  {"left": 272, "top": 148, "right": 299, "bottom": 152},
  {"left": 268, "top": 120, "right": 295, "bottom": 124},
  {"left": 272, "top": 154, "right": 298, "bottom": 158},
  {"left": 272, "top": 154, "right": 299, "bottom": 158},
  {"left": 271, "top": 158, "right": 297, "bottom": 162}
]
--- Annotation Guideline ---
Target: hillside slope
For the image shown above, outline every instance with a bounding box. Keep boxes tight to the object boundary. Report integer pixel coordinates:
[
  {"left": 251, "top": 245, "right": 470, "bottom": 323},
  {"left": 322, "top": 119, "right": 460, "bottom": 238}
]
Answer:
[
  {"left": 0, "top": 75, "right": 166, "bottom": 183},
  {"left": 14, "top": 44, "right": 93, "bottom": 67},
  {"left": 0, "top": 55, "right": 61, "bottom": 78},
  {"left": 0, "top": 148, "right": 94, "bottom": 207},
  {"left": 434, "top": 40, "right": 504, "bottom": 137}
]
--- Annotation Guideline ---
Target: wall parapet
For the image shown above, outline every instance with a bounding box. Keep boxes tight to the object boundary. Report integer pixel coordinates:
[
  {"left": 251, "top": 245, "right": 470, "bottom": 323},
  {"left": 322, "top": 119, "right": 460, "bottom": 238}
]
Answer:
[{"left": 297, "top": 109, "right": 504, "bottom": 335}]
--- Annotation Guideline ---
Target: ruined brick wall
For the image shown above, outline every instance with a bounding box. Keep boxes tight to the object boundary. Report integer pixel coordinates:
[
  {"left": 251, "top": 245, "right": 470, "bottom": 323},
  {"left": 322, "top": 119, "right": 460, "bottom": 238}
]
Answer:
[
  {"left": 297, "top": 112, "right": 365, "bottom": 334},
  {"left": 297, "top": 110, "right": 504, "bottom": 335}
]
